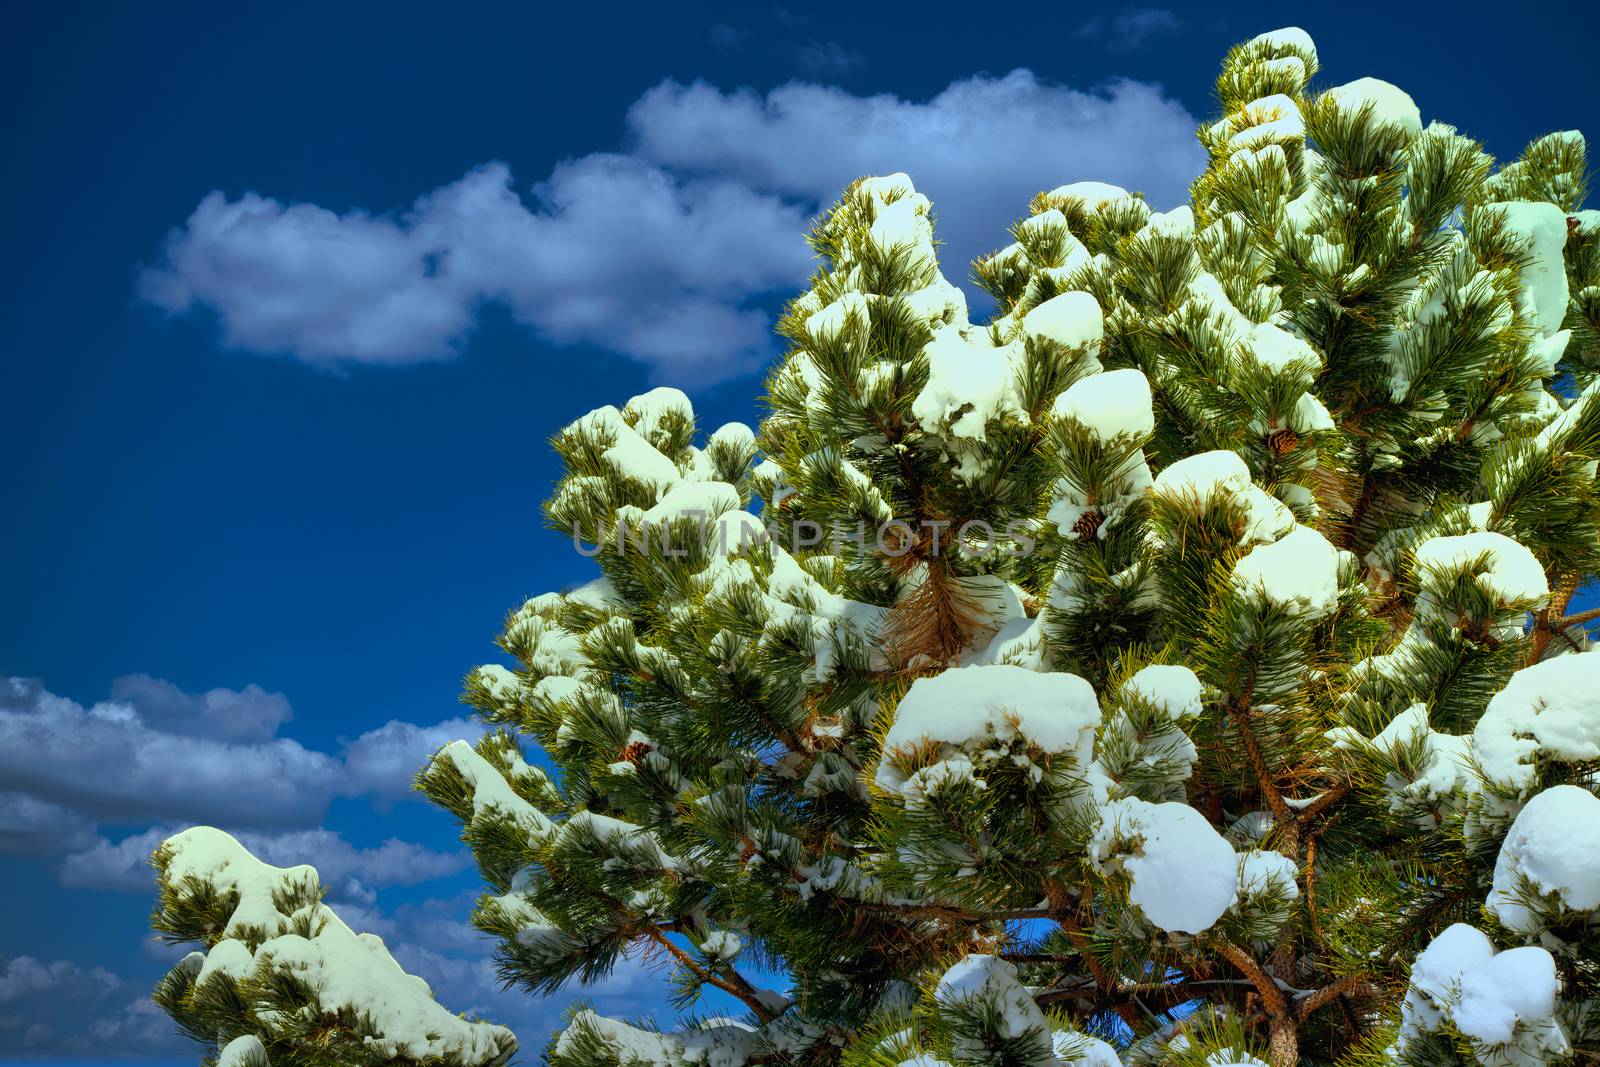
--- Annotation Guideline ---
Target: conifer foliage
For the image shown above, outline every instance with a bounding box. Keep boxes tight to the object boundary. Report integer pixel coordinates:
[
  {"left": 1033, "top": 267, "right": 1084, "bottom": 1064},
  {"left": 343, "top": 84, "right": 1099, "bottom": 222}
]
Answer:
[{"left": 151, "top": 27, "right": 1600, "bottom": 1067}]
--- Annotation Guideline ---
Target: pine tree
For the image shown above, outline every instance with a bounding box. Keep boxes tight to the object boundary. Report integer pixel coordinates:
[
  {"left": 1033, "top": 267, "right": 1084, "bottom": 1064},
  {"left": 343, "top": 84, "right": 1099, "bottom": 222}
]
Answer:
[
  {"left": 151, "top": 25, "right": 1600, "bottom": 1067},
  {"left": 147, "top": 827, "right": 517, "bottom": 1066}
]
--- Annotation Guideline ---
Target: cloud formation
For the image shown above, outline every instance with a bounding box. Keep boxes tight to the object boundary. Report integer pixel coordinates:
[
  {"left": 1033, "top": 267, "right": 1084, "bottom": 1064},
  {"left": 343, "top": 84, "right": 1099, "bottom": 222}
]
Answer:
[
  {"left": 1074, "top": 7, "right": 1183, "bottom": 50},
  {"left": 626, "top": 71, "right": 1202, "bottom": 273},
  {"left": 140, "top": 70, "right": 1202, "bottom": 382},
  {"left": 0, "top": 676, "right": 478, "bottom": 837},
  {"left": 58, "top": 825, "right": 470, "bottom": 894}
]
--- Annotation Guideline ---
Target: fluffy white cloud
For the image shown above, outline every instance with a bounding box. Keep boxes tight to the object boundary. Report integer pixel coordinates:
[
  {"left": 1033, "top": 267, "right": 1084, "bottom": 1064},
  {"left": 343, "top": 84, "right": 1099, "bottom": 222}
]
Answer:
[
  {"left": 341, "top": 713, "right": 484, "bottom": 802},
  {"left": 0, "top": 955, "right": 121, "bottom": 1004},
  {"left": 141, "top": 70, "right": 1202, "bottom": 382},
  {"left": 141, "top": 160, "right": 812, "bottom": 380},
  {"left": 0, "top": 792, "right": 98, "bottom": 856},
  {"left": 624, "top": 71, "right": 1203, "bottom": 275},
  {"left": 0, "top": 676, "right": 480, "bottom": 840},
  {"left": 108, "top": 673, "right": 293, "bottom": 742},
  {"left": 58, "top": 825, "right": 470, "bottom": 893},
  {"left": 0, "top": 676, "right": 340, "bottom": 829}
]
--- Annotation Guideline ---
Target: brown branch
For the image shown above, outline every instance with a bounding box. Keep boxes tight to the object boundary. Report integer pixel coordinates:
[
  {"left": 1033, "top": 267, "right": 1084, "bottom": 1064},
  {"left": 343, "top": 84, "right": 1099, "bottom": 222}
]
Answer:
[
  {"left": 1554, "top": 604, "right": 1600, "bottom": 630},
  {"left": 642, "top": 927, "right": 780, "bottom": 1023},
  {"left": 1229, "top": 700, "right": 1297, "bottom": 854},
  {"left": 1216, "top": 940, "right": 1298, "bottom": 1067},
  {"left": 1296, "top": 974, "right": 1374, "bottom": 1022}
]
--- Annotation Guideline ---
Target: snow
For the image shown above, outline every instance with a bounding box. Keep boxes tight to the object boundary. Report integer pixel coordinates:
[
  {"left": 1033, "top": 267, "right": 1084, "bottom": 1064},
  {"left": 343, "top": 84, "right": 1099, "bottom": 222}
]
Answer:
[
  {"left": 1051, "top": 1029, "right": 1122, "bottom": 1067},
  {"left": 1483, "top": 201, "right": 1571, "bottom": 338},
  {"left": 935, "top": 954, "right": 1046, "bottom": 1043},
  {"left": 556, "top": 1011, "right": 757, "bottom": 1067},
  {"left": 1336, "top": 703, "right": 1473, "bottom": 816},
  {"left": 217, "top": 1035, "right": 266, "bottom": 1067},
  {"left": 1452, "top": 946, "right": 1560, "bottom": 1049},
  {"left": 1021, "top": 290, "right": 1104, "bottom": 351},
  {"left": 1488, "top": 784, "right": 1600, "bottom": 935},
  {"left": 640, "top": 480, "right": 742, "bottom": 524},
  {"left": 1018, "top": 207, "right": 1067, "bottom": 238},
  {"left": 1529, "top": 330, "right": 1572, "bottom": 376},
  {"left": 1248, "top": 26, "right": 1317, "bottom": 66},
  {"left": 859, "top": 172, "right": 917, "bottom": 202},
  {"left": 806, "top": 292, "right": 870, "bottom": 344},
  {"left": 1246, "top": 322, "right": 1320, "bottom": 376},
  {"left": 1323, "top": 78, "right": 1422, "bottom": 138},
  {"left": 1403, "top": 923, "right": 1496, "bottom": 1036},
  {"left": 434, "top": 740, "right": 553, "bottom": 836},
  {"left": 1232, "top": 526, "right": 1341, "bottom": 619},
  {"left": 1237, "top": 849, "right": 1299, "bottom": 900},
  {"left": 709, "top": 421, "right": 756, "bottom": 453},
  {"left": 1152, "top": 449, "right": 1251, "bottom": 503},
  {"left": 701, "top": 930, "right": 743, "bottom": 960},
  {"left": 1045, "top": 181, "right": 1131, "bottom": 210},
  {"left": 1227, "top": 96, "right": 1305, "bottom": 150},
  {"left": 1123, "top": 664, "right": 1203, "bottom": 720},
  {"left": 912, "top": 327, "right": 1018, "bottom": 440},
  {"left": 1475, "top": 652, "right": 1600, "bottom": 793},
  {"left": 577, "top": 406, "right": 682, "bottom": 492},
  {"left": 623, "top": 387, "right": 693, "bottom": 441},
  {"left": 1052, "top": 368, "right": 1153, "bottom": 441},
  {"left": 1144, "top": 206, "right": 1195, "bottom": 237},
  {"left": 160, "top": 828, "right": 515, "bottom": 1063},
  {"left": 880, "top": 664, "right": 1100, "bottom": 763},
  {"left": 1413, "top": 530, "right": 1549, "bottom": 606},
  {"left": 1090, "top": 798, "right": 1239, "bottom": 934},
  {"left": 1186, "top": 272, "right": 1253, "bottom": 345},
  {"left": 870, "top": 196, "right": 936, "bottom": 269},
  {"left": 1290, "top": 391, "right": 1335, "bottom": 432}
]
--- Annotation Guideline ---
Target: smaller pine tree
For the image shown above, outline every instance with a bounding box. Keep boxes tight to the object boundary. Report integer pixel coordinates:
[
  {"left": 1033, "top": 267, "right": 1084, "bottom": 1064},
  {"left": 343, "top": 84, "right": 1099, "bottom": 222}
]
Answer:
[{"left": 147, "top": 827, "right": 516, "bottom": 1066}]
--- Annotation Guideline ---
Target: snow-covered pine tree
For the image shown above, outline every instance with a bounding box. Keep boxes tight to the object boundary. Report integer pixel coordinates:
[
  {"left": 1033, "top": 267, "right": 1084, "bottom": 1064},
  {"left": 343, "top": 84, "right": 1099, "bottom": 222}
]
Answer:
[
  {"left": 146, "top": 827, "right": 518, "bottom": 1066},
  {"left": 150, "top": 25, "right": 1600, "bottom": 1067}
]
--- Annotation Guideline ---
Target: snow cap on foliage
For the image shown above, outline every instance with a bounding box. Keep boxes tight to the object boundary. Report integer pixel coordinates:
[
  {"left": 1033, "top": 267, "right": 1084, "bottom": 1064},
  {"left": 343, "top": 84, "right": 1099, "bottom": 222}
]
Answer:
[
  {"left": 878, "top": 664, "right": 1100, "bottom": 794},
  {"left": 1122, "top": 664, "right": 1204, "bottom": 720},
  {"left": 1414, "top": 530, "right": 1549, "bottom": 607},
  {"left": 1052, "top": 368, "right": 1154, "bottom": 441},
  {"left": 1473, "top": 651, "right": 1600, "bottom": 792},
  {"left": 1487, "top": 784, "right": 1600, "bottom": 936},
  {"left": 160, "top": 828, "right": 516, "bottom": 1063},
  {"left": 1232, "top": 525, "right": 1341, "bottom": 619},
  {"left": 1090, "top": 797, "right": 1239, "bottom": 933},
  {"left": 1021, "top": 291, "right": 1105, "bottom": 352},
  {"left": 1482, "top": 201, "right": 1571, "bottom": 339},
  {"left": 1323, "top": 77, "right": 1422, "bottom": 137},
  {"left": 935, "top": 954, "right": 1047, "bottom": 1042},
  {"left": 912, "top": 328, "right": 1020, "bottom": 441}
]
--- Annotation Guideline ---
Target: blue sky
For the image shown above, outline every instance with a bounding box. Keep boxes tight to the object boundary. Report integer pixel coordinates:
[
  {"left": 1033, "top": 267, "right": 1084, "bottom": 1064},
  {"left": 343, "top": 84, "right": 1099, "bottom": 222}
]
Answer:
[{"left": 1, "top": 0, "right": 1593, "bottom": 1060}]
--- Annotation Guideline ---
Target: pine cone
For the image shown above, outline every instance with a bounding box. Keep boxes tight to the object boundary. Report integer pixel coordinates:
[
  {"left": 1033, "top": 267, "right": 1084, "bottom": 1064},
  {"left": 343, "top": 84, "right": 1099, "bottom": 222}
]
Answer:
[
  {"left": 1267, "top": 427, "right": 1300, "bottom": 456},
  {"left": 1071, "top": 508, "right": 1104, "bottom": 539},
  {"left": 620, "top": 740, "right": 652, "bottom": 765}
]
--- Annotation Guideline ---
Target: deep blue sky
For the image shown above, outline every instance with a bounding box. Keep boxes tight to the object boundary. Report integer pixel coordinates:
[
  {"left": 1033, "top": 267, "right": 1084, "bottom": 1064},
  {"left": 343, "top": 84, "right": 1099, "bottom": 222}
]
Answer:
[{"left": 1, "top": 0, "right": 1593, "bottom": 1060}]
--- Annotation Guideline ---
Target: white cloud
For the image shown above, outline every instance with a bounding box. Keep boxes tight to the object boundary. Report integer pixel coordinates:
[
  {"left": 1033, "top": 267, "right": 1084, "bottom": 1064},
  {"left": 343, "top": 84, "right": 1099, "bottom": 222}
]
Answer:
[
  {"left": 340, "top": 713, "right": 484, "bottom": 802},
  {"left": 0, "top": 676, "right": 340, "bottom": 829},
  {"left": 0, "top": 676, "right": 483, "bottom": 843},
  {"left": 108, "top": 672, "right": 293, "bottom": 742},
  {"left": 141, "top": 160, "right": 812, "bottom": 380},
  {"left": 626, "top": 71, "right": 1203, "bottom": 276},
  {"left": 0, "top": 955, "right": 121, "bottom": 1004},
  {"left": 58, "top": 825, "right": 470, "bottom": 894},
  {"left": 140, "top": 70, "right": 1201, "bottom": 383},
  {"left": 1075, "top": 7, "right": 1183, "bottom": 50},
  {"left": 0, "top": 792, "right": 98, "bottom": 856}
]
